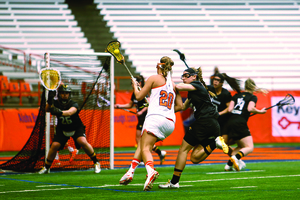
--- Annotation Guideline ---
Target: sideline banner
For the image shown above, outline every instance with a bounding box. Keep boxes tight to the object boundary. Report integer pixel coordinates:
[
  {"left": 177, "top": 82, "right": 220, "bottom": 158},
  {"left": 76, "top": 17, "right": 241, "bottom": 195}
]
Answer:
[
  {"left": 0, "top": 109, "right": 38, "bottom": 151},
  {"left": 247, "top": 91, "right": 300, "bottom": 143}
]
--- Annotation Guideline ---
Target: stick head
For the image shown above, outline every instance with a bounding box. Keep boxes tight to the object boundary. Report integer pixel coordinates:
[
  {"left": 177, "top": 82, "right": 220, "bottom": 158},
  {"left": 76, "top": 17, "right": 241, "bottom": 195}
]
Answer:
[
  {"left": 173, "top": 49, "right": 186, "bottom": 61},
  {"left": 39, "top": 68, "right": 61, "bottom": 91},
  {"left": 278, "top": 93, "right": 295, "bottom": 107},
  {"left": 105, "top": 40, "right": 125, "bottom": 64}
]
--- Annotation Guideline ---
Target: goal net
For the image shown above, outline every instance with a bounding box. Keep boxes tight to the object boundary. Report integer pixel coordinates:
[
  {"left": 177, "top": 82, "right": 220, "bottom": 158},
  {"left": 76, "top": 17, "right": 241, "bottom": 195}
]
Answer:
[{"left": 0, "top": 52, "right": 114, "bottom": 172}]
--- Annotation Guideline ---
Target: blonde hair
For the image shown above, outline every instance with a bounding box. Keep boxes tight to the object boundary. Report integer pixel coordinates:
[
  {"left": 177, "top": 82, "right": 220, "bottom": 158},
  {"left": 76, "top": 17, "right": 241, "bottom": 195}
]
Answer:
[
  {"left": 160, "top": 56, "right": 174, "bottom": 77},
  {"left": 192, "top": 67, "right": 216, "bottom": 98},
  {"left": 245, "top": 78, "right": 268, "bottom": 95}
]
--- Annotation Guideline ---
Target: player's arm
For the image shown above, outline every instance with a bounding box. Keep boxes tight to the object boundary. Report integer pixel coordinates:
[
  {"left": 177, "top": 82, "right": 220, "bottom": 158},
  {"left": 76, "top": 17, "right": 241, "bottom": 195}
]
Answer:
[
  {"left": 137, "top": 106, "right": 147, "bottom": 116},
  {"left": 219, "top": 101, "right": 230, "bottom": 116},
  {"left": 176, "top": 83, "right": 196, "bottom": 91},
  {"left": 174, "top": 86, "right": 183, "bottom": 112},
  {"left": 227, "top": 100, "right": 235, "bottom": 113},
  {"left": 132, "top": 76, "right": 153, "bottom": 101},
  {"left": 115, "top": 100, "right": 134, "bottom": 109},
  {"left": 248, "top": 101, "right": 266, "bottom": 114},
  {"left": 62, "top": 107, "right": 77, "bottom": 116}
]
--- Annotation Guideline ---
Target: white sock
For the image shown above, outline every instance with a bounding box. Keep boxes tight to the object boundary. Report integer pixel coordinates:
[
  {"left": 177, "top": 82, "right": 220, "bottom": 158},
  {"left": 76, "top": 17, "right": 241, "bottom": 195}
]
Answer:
[
  {"left": 68, "top": 145, "right": 74, "bottom": 153},
  {"left": 145, "top": 163, "right": 154, "bottom": 174},
  {"left": 55, "top": 152, "right": 59, "bottom": 160}
]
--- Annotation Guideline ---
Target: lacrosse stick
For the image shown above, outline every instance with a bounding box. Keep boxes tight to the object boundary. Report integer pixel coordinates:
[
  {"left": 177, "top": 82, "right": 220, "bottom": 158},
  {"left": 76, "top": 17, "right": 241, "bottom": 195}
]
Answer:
[
  {"left": 98, "top": 95, "right": 137, "bottom": 114},
  {"left": 250, "top": 93, "right": 295, "bottom": 116},
  {"left": 119, "top": 108, "right": 137, "bottom": 114},
  {"left": 173, "top": 49, "right": 190, "bottom": 69},
  {"left": 39, "top": 53, "right": 61, "bottom": 91},
  {"left": 105, "top": 40, "right": 149, "bottom": 106}
]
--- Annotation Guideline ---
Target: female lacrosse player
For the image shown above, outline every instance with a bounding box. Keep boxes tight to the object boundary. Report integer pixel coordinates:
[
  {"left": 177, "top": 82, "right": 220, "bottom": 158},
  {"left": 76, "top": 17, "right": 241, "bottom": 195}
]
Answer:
[
  {"left": 222, "top": 78, "right": 268, "bottom": 171},
  {"left": 114, "top": 75, "right": 167, "bottom": 164},
  {"left": 119, "top": 56, "right": 183, "bottom": 191},
  {"left": 38, "top": 84, "right": 101, "bottom": 174},
  {"left": 159, "top": 67, "right": 229, "bottom": 189},
  {"left": 207, "top": 72, "right": 245, "bottom": 168},
  {"left": 208, "top": 72, "right": 241, "bottom": 136}
]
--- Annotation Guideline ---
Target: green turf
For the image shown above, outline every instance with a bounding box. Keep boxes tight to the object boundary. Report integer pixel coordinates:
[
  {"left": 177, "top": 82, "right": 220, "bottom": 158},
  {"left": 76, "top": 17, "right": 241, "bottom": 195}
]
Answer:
[{"left": 0, "top": 161, "right": 299, "bottom": 199}]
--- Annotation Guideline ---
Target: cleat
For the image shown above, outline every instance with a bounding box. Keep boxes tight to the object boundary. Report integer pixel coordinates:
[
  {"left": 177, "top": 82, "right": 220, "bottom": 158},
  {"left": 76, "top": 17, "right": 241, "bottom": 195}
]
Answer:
[
  {"left": 224, "top": 164, "right": 235, "bottom": 171},
  {"left": 119, "top": 171, "right": 134, "bottom": 185},
  {"left": 143, "top": 170, "right": 159, "bottom": 191},
  {"left": 239, "top": 159, "right": 246, "bottom": 170},
  {"left": 69, "top": 149, "right": 78, "bottom": 163},
  {"left": 38, "top": 167, "right": 50, "bottom": 174},
  {"left": 53, "top": 159, "right": 61, "bottom": 166},
  {"left": 94, "top": 162, "right": 101, "bottom": 174},
  {"left": 158, "top": 180, "right": 179, "bottom": 189},
  {"left": 159, "top": 151, "right": 167, "bottom": 165},
  {"left": 215, "top": 136, "right": 228, "bottom": 154},
  {"left": 230, "top": 155, "right": 240, "bottom": 171}
]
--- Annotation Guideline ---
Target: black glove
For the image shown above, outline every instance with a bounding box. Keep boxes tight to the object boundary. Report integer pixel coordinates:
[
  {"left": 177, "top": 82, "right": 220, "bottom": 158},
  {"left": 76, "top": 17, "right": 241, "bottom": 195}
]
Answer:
[
  {"left": 47, "top": 90, "right": 56, "bottom": 105},
  {"left": 50, "top": 106, "right": 63, "bottom": 117}
]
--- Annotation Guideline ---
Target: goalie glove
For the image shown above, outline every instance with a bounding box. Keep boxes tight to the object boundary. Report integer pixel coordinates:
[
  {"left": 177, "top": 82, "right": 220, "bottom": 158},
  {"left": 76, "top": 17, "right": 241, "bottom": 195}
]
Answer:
[
  {"left": 47, "top": 90, "right": 56, "bottom": 105},
  {"left": 50, "top": 106, "right": 63, "bottom": 117}
]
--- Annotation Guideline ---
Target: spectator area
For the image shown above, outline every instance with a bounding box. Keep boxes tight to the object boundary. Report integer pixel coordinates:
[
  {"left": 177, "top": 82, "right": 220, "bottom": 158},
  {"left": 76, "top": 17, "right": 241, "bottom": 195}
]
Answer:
[
  {"left": 0, "top": 0, "right": 93, "bottom": 54},
  {"left": 95, "top": 0, "right": 300, "bottom": 90}
]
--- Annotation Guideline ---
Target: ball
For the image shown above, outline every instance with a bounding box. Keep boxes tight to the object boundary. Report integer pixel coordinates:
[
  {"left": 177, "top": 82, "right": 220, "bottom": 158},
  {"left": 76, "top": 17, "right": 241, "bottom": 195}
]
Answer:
[{"left": 114, "top": 49, "right": 120, "bottom": 54}]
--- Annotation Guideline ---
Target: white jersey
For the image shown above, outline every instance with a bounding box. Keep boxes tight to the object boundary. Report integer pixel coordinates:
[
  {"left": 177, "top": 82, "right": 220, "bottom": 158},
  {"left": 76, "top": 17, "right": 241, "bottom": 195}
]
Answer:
[{"left": 146, "top": 76, "right": 176, "bottom": 122}]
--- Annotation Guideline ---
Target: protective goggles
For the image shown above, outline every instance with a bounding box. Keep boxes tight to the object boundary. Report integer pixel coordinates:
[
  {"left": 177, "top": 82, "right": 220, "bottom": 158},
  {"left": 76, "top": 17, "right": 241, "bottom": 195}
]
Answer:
[{"left": 181, "top": 73, "right": 196, "bottom": 79}]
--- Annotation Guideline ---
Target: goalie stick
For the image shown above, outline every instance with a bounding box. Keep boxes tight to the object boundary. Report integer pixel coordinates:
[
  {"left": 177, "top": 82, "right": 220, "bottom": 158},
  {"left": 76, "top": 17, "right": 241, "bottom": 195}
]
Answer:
[{"left": 39, "top": 53, "right": 61, "bottom": 91}]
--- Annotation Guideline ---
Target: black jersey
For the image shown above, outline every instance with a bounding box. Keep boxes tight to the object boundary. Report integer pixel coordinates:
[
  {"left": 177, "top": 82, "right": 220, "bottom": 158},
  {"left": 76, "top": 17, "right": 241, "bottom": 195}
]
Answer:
[
  {"left": 53, "top": 99, "right": 84, "bottom": 131},
  {"left": 207, "top": 85, "right": 232, "bottom": 123},
  {"left": 131, "top": 93, "right": 147, "bottom": 112},
  {"left": 231, "top": 92, "right": 257, "bottom": 121},
  {"left": 188, "top": 81, "right": 219, "bottom": 119}
]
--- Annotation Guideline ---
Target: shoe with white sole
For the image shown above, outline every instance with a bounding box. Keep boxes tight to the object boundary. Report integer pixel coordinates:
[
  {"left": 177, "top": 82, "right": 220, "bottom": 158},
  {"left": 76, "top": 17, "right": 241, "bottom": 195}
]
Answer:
[
  {"left": 239, "top": 159, "right": 246, "bottom": 170},
  {"left": 143, "top": 170, "right": 159, "bottom": 191},
  {"left": 215, "top": 136, "right": 229, "bottom": 154},
  {"left": 94, "top": 162, "right": 101, "bottom": 174},
  {"left": 38, "top": 166, "right": 50, "bottom": 174},
  {"left": 230, "top": 155, "right": 240, "bottom": 171},
  {"left": 224, "top": 164, "right": 235, "bottom": 171},
  {"left": 119, "top": 170, "right": 134, "bottom": 185},
  {"left": 158, "top": 180, "right": 179, "bottom": 189},
  {"left": 159, "top": 151, "right": 167, "bottom": 165}
]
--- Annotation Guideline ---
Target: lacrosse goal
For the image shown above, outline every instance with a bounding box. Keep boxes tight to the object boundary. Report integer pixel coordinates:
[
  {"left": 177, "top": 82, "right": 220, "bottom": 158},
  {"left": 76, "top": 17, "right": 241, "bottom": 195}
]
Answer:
[{"left": 0, "top": 52, "right": 115, "bottom": 172}]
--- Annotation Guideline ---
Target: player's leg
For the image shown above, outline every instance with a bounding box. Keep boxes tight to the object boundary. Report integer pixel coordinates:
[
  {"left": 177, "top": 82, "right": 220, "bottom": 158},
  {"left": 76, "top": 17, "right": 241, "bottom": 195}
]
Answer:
[
  {"left": 120, "top": 140, "right": 143, "bottom": 185},
  {"left": 141, "top": 130, "right": 160, "bottom": 191},
  {"left": 38, "top": 141, "right": 63, "bottom": 174}
]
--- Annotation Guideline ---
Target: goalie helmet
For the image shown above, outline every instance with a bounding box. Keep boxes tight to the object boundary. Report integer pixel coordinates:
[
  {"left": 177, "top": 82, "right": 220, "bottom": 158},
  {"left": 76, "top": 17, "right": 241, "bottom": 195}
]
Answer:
[{"left": 57, "top": 84, "right": 72, "bottom": 106}]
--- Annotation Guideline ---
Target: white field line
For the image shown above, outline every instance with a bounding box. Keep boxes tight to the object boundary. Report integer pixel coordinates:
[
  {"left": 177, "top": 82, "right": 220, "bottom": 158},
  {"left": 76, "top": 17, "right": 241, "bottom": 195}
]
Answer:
[
  {"left": 0, "top": 187, "right": 78, "bottom": 194},
  {"left": 231, "top": 186, "right": 257, "bottom": 189},
  {"left": 0, "top": 174, "right": 299, "bottom": 193},
  {"left": 36, "top": 185, "right": 66, "bottom": 187},
  {"left": 206, "top": 170, "right": 265, "bottom": 174}
]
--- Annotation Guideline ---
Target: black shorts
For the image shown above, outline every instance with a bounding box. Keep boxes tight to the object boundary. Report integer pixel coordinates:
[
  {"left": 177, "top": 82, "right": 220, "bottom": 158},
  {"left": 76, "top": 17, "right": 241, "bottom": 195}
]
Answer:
[
  {"left": 184, "top": 117, "right": 220, "bottom": 147},
  {"left": 223, "top": 116, "right": 251, "bottom": 141},
  {"left": 53, "top": 126, "right": 86, "bottom": 150},
  {"left": 136, "top": 115, "right": 146, "bottom": 131}
]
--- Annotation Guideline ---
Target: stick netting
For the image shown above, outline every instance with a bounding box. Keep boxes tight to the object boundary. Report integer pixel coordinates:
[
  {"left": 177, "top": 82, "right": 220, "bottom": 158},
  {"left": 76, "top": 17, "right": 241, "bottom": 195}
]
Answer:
[{"left": 0, "top": 53, "right": 112, "bottom": 172}]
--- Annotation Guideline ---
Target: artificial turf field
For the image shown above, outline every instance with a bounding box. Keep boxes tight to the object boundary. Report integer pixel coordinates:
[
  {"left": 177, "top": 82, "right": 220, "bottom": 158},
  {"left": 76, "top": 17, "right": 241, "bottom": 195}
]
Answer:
[{"left": 0, "top": 145, "right": 299, "bottom": 199}]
